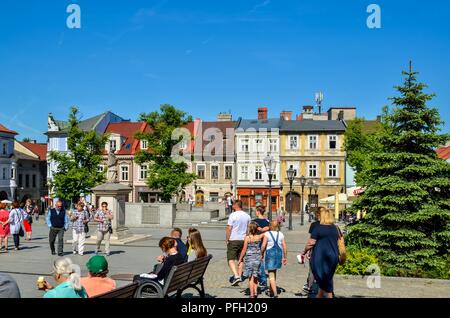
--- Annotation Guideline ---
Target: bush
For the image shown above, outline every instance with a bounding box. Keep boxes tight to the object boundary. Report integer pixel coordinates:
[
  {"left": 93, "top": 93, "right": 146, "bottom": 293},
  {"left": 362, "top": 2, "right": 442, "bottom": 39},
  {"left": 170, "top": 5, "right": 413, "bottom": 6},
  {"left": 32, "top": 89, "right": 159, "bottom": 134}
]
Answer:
[{"left": 336, "top": 247, "right": 379, "bottom": 276}]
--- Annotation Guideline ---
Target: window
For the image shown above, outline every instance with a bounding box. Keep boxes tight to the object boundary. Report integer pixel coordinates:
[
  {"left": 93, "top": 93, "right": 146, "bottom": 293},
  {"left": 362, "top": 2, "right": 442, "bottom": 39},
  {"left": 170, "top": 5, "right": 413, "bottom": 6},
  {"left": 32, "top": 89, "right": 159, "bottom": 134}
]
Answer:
[
  {"left": 269, "top": 139, "right": 278, "bottom": 152},
  {"left": 289, "top": 136, "right": 298, "bottom": 150},
  {"left": 121, "top": 166, "right": 129, "bottom": 181},
  {"left": 32, "top": 175, "right": 36, "bottom": 188},
  {"left": 327, "top": 162, "right": 338, "bottom": 178},
  {"left": 240, "top": 166, "right": 249, "bottom": 180},
  {"left": 309, "top": 135, "right": 318, "bottom": 149},
  {"left": 18, "top": 174, "right": 23, "bottom": 187},
  {"left": 98, "top": 165, "right": 105, "bottom": 173},
  {"left": 109, "top": 140, "right": 117, "bottom": 151},
  {"left": 308, "top": 164, "right": 317, "bottom": 178},
  {"left": 2, "top": 168, "right": 6, "bottom": 180},
  {"left": 211, "top": 165, "right": 219, "bottom": 179},
  {"left": 2, "top": 143, "right": 7, "bottom": 155},
  {"left": 329, "top": 135, "right": 337, "bottom": 149},
  {"left": 141, "top": 140, "right": 148, "bottom": 150},
  {"left": 241, "top": 139, "right": 249, "bottom": 152},
  {"left": 197, "top": 165, "right": 205, "bottom": 179},
  {"left": 140, "top": 165, "right": 148, "bottom": 180},
  {"left": 255, "top": 166, "right": 263, "bottom": 180},
  {"left": 179, "top": 140, "right": 187, "bottom": 150},
  {"left": 25, "top": 175, "right": 30, "bottom": 188},
  {"left": 255, "top": 139, "right": 264, "bottom": 153},
  {"left": 225, "top": 166, "right": 233, "bottom": 180},
  {"left": 11, "top": 167, "right": 15, "bottom": 179},
  {"left": 210, "top": 192, "right": 219, "bottom": 202}
]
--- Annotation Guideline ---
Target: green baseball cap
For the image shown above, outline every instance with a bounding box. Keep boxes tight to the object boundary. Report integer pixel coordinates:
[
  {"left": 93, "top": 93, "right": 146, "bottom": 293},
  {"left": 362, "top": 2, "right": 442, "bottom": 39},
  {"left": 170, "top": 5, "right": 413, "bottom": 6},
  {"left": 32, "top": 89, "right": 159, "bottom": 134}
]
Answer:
[{"left": 86, "top": 256, "right": 108, "bottom": 274}]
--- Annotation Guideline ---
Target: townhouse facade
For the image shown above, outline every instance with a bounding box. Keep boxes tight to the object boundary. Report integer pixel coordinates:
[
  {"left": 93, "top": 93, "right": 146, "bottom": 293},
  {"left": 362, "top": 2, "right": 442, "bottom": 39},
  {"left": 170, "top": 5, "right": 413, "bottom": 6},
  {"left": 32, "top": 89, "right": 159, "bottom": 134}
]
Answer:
[
  {"left": 187, "top": 116, "right": 236, "bottom": 207},
  {"left": 100, "top": 121, "right": 159, "bottom": 204},
  {"left": 0, "top": 124, "right": 18, "bottom": 201},
  {"left": 235, "top": 108, "right": 281, "bottom": 212},
  {"left": 14, "top": 141, "right": 48, "bottom": 203},
  {"left": 279, "top": 114, "right": 347, "bottom": 213}
]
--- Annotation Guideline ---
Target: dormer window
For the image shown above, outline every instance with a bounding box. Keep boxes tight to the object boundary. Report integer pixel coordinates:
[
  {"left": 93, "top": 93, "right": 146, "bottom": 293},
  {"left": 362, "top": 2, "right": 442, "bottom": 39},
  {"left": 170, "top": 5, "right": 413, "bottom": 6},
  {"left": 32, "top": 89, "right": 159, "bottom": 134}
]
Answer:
[
  {"left": 141, "top": 140, "right": 148, "bottom": 150},
  {"left": 109, "top": 140, "right": 117, "bottom": 152},
  {"left": 2, "top": 143, "right": 7, "bottom": 155}
]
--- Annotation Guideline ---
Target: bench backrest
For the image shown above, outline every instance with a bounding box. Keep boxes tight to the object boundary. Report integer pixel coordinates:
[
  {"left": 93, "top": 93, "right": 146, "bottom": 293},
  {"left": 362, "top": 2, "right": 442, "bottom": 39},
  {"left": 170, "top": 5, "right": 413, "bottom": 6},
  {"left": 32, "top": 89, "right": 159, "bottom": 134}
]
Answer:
[
  {"left": 163, "top": 254, "right": 212, "bottom": 295},
  {"left": 94, "top": 282, "right": 139, "bottom": 298}
]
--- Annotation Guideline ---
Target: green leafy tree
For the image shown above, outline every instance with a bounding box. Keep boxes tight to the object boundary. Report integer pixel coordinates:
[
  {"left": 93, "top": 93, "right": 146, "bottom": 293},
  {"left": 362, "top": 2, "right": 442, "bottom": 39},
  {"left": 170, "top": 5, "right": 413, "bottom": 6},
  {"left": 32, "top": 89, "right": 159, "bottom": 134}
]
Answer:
[
  {"left": 347, "top": 63, "right": 450, "bottom": 278},
  {"left": 135, "top": 104, "right": 197, "bottom": 202},
  {"left": 22, "top": 138, "right": 32, "bottom": 142},
  {"left": 48, "top": 107, "right": 108, "bottom": 203}
]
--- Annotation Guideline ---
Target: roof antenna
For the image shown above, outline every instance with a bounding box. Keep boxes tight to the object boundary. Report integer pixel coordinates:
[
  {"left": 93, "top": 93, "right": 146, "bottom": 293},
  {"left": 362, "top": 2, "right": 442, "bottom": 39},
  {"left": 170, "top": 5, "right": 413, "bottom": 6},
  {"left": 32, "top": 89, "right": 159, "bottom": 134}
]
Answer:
[{"left": 315, "top": 91, "right": 324, "bottom": 114}]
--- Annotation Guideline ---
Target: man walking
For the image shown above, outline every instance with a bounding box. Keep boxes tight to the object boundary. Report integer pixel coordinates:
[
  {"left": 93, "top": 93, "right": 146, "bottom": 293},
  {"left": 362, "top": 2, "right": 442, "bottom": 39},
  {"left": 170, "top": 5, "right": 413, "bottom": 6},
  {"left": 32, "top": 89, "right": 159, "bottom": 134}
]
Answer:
[
  {"left": 226, "top": 200, "right": 251, "bottom": 286},
  {"left": 46, "top": 200, "right": 69, "bottom": 256},
  {"left": 94, "top": 202, "right": 113, "bottom": 256}
]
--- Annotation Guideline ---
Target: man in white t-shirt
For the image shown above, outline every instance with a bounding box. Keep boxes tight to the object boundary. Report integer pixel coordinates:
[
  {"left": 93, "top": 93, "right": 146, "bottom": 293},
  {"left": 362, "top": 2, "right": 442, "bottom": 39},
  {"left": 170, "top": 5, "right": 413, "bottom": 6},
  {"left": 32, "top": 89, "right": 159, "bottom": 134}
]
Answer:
[{"left": 225, "top": 200, "right": 251, "bottom": 286}]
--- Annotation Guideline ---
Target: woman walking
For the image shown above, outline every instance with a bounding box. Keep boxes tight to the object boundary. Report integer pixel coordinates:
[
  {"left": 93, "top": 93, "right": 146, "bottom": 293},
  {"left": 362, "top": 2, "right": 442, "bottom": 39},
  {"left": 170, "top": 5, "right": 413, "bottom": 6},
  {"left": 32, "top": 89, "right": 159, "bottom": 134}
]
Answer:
[
  {"left": 40, "top": 258, "right": 88, "bottom": 298},
  {"left": 301, "top": 208, "right": 339, "bottom": 298},
  {"left": 238, "top": 222, "right": 264, "bottom": 298},
  {"left": 187, "top": 230, "right": 207, "bottom": 262},
  {"left": 94, "top": 202, "right": 113, "bottom": 256},
  {"left": 23, "top": 199, "right": 34, "bottom": 240},
  {"left": 71, "top": 202, "right": 90, "bottom": 256},
  {"left": 0, "top": 203, "right": 10, "bottom": 252},
  {"left": 261, "top": 220, "right": 287, "bottom": 298},
  {"left": 4, "top": 201, "right": 25, "bottom": 251}
]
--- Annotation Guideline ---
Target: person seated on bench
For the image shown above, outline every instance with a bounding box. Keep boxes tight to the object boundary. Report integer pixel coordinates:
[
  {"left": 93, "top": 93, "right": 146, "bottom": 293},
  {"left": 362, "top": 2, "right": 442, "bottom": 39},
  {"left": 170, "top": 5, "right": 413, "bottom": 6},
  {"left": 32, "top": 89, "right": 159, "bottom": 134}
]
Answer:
[
  {"left": 146, "top": 237, "right": 185, "bottom": 285},
  {"left": 81, "top": 255, "right": 116, "bottom": 297},
  {"left": 170, "top": 228, "right": 188, "bottom": 262},
  {"left": 187, "top": 230, "right": 207, "bottom": 262}
]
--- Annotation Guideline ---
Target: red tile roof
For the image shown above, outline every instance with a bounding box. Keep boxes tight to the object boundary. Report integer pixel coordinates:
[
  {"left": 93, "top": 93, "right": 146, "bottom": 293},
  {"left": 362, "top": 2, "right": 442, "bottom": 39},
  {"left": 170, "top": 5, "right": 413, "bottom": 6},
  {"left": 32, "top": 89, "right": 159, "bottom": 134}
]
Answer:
[
  {"left": 436, "top": 146, "right": 450, "bottom": 160},
  {"left": 20, "top": 142, "right": 47, "bottom": 160},
  {"left": 105, "top": 122, "right": 151, "bottom": 155},
  {"left": 0, "top": 124, "right": 18, "bottom": 135}
]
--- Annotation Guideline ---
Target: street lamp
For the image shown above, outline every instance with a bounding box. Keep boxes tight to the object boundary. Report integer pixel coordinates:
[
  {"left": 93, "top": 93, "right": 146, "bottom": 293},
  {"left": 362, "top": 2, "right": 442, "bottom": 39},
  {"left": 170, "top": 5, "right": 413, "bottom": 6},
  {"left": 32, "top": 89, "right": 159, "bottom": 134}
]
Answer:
[
  {"left": 263, "top": 154, "right": 277, "bottom": 221},
  {"left": 307, "top": 179, "right": 313, "bottom": 222},
  {"left": 313, "top": 181, "right": 319, "bottom": 219},
  {"left": 286, "top": 168, "right": 296, "bottom": 230},
  {"left": 299, "top": 175, "right": 306, "bottom": 226}
]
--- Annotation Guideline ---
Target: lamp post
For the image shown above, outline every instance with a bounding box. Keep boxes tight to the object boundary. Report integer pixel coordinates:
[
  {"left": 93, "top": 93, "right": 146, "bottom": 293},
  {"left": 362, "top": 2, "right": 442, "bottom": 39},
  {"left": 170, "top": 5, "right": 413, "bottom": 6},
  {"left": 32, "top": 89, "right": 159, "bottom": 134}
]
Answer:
[
  {"left": 313, "top": 181, "right": 319, "bottom": 219},
  {"left": 263, "top": 154, "right": 277, "bottom": 221},
  {"left": 286, "top": 168, "right": 295, "bottom": 230},
  {"left": 299, "top": 175, "right": 306, "bottom": 226},
  {"left": 307, "top": 179, "right": 313, "bottom": 222}
]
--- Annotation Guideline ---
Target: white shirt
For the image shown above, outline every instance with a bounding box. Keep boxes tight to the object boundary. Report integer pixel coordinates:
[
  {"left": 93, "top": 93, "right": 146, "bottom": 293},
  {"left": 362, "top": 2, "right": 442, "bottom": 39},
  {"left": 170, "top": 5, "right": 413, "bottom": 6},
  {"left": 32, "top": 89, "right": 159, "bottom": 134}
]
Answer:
[
  {"left": 227, "top": 210, "right": 251, "bottom": 241},
  {"left": 264, "top": 231, "right": 285, "bottom": 250}
]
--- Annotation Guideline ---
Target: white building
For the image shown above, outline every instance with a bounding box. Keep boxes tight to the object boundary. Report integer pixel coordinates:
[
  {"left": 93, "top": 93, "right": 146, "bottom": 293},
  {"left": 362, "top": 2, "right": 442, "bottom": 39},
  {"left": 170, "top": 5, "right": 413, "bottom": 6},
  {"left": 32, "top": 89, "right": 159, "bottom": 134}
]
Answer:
[{"left": 0, "top": 124, "right": 18, "bottom": 201}]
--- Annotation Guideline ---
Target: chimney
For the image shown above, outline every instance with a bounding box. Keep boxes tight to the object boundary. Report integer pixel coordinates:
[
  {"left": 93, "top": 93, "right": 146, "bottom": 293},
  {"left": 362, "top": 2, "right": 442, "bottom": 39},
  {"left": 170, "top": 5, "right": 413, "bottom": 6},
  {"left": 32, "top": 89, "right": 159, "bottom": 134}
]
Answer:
[
  {"left": 217, "top": 112, "right": 233, "bottom": 122},
  {"left": 302, "top": 106, "right": 314, "bottom": 119},
  {"left": 258, "top": 107, "right": 268, "bottom": 121},
  {"left": 280, "top": 111, "right": 292, "bottom": 120}
]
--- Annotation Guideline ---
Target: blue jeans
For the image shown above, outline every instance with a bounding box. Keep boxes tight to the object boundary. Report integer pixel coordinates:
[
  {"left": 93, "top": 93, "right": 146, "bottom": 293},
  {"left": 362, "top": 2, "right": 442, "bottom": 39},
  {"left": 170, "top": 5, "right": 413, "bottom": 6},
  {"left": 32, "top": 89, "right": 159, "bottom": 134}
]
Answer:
[{"left": 258, "top": 260, "right": 267, "bottom": 286}]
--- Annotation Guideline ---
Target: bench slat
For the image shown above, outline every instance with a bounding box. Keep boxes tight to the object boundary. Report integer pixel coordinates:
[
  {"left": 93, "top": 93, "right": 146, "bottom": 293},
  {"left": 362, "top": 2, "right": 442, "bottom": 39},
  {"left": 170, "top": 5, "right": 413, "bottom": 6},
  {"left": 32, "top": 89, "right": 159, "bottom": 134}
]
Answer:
[{"left": 94, "top": 283, "right": 139, "bottom": 298}]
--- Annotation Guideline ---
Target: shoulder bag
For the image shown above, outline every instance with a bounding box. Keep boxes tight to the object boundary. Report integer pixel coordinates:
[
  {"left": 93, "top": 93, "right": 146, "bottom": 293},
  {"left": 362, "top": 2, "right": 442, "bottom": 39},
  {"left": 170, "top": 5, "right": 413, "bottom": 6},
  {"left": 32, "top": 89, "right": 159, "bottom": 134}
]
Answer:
[{"left": 336, "top": 225, "right": 347, "bottom": 265}]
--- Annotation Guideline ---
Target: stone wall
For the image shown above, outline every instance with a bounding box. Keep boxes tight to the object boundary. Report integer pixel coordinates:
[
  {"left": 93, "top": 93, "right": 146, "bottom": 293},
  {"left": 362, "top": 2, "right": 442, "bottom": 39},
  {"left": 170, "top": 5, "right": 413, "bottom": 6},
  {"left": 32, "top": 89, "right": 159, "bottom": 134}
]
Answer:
[{"left": 125, "top": 203, "right": 176, "bottom": 228}]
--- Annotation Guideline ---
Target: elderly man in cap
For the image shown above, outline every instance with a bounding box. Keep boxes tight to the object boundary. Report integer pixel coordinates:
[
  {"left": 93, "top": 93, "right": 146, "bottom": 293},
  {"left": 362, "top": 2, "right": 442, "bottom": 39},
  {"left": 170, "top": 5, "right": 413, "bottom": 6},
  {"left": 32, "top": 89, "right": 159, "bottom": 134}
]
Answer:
[{"left": 80, "top": 256, "right": 116, "bottom": 297}]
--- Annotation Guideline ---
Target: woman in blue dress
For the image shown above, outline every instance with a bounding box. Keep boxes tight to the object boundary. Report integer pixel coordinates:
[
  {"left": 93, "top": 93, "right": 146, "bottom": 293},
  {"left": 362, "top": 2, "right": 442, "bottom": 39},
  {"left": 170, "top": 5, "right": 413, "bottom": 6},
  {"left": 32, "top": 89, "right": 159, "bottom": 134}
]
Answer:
[{"left": 301, "top": 208, "right": 339, "bottom": 298}]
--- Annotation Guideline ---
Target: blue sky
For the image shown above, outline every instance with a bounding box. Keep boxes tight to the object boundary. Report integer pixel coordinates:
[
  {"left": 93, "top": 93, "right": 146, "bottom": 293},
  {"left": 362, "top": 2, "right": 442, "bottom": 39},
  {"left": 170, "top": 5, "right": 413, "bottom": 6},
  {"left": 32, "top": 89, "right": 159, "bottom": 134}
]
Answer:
[{"left": 0, "top": 0, "right": 449, "bottom": 142}]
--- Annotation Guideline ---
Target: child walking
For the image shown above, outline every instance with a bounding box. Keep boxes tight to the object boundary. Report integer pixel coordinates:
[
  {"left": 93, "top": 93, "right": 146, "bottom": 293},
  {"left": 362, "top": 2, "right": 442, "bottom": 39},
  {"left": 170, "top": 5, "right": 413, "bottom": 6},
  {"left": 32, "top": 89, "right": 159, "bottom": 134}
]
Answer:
[{"left": 238, "top": 222, "right": 264, "bottom": 298}]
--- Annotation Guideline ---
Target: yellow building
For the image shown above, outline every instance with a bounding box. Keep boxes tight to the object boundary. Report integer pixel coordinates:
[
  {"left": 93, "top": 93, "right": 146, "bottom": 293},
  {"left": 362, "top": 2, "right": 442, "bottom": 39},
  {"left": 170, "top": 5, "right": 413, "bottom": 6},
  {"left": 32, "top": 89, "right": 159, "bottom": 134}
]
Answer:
[{"left": 279, "top": 117, "right": 347, "bottom": 214}]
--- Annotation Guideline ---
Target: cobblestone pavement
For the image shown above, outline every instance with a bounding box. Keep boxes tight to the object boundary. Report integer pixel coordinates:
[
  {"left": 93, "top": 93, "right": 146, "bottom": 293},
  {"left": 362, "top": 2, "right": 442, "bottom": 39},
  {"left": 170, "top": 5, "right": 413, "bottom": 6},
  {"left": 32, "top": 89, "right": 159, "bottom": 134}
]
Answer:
[{"left": 0, "top": 219, "right": 449, "bottom": 298}]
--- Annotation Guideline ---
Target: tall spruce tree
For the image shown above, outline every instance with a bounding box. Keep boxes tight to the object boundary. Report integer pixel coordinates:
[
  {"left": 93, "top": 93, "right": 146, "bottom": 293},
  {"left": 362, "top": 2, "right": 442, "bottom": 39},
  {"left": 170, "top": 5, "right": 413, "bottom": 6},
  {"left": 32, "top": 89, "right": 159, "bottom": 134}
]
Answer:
[
  {"left": 347, "top": 63, "right": 450, "bottom": 278},
  {"left": 49, "top": 107, "right": 108, "bottom": 203}
]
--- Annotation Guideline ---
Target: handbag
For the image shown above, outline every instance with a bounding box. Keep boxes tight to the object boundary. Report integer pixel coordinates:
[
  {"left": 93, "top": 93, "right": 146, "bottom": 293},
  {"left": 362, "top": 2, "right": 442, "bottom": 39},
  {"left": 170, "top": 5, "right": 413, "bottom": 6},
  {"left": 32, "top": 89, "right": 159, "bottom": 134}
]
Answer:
[
  {"left": 265, "top": 231, "right": 282, "bottom": 270},
  {"left": 336, "top": 226, "right": 347, "bottom": 265},
  {"left": 18, "top": 226, "right": 25, "bottom": 237}
]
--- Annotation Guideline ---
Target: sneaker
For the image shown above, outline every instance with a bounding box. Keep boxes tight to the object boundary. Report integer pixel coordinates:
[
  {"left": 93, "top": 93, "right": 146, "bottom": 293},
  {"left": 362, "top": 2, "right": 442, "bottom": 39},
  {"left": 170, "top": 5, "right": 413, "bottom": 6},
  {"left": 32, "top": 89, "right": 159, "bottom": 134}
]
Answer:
[
  {"left": 302, "top": 284, "right": 311, "bottom": 293},
  {"left": 79, "top": 253, "right": 84, "bottom": 256},
  {"left": 228, "top": 275, "right": 235, "bottom": 283},
  {"left": 73, "top": 251, "right": 77, "bottom": 255},
  {"left": 51, "top": 251, "right": 56, "bottom": 255},
  {"left": 230, "top": 276, "right": 241, "bottom": 286}
]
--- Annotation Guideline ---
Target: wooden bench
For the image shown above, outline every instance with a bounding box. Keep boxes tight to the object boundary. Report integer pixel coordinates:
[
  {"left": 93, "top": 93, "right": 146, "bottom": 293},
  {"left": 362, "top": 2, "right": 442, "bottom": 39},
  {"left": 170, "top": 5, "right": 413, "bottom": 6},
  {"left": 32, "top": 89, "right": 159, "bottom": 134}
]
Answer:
[
  {"left": 94, "top": 282, "right": 139, "bottom": 298},
  {"left": 134, "top": 255, "right": 213, "bottom": 298}
]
